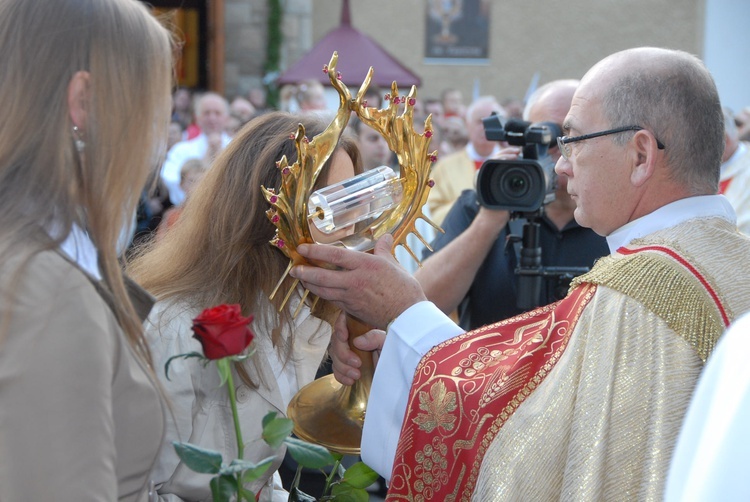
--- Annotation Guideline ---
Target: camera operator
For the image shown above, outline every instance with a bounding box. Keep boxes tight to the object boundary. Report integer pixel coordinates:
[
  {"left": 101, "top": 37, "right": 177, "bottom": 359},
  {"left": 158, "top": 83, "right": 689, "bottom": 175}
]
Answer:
[{"left": 415, "top": 80, "right": 609, "bottom": 329}]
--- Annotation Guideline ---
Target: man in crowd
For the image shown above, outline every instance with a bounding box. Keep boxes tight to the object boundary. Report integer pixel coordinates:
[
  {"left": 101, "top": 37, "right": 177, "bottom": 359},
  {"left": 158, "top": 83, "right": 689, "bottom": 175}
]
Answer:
[
  {"left": 719, "top": 106, "right": 750, "bottom": 234},
  {"left": 161, "top": 92, "right": 231, "bottom": 205},
  {"left": 289, "top": 47, "right": 750, "bottom": 500},
  {"left": 418, "top": 79, "right": 608, "bottom": 329},
  {"left": 440, "top": 87, "right": 466, "bottom": 120},
  {"left": 427, "top": 96, "right": 505, "bottom": 224},
  {"left": 349, "top": 116, "right": 392, "bottom": 171}
]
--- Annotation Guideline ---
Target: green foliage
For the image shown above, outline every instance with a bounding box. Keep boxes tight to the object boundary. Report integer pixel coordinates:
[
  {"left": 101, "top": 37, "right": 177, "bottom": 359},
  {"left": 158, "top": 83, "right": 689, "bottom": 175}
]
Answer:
[
  {"left": 173, "top": 442, "right": 223, "bottom": 474},
  {"left": 264, "top": 0, "right": 283, "bottom": 108},
  {"left": 262, "top": 411, "right": 295, "bottom": 449},
  {"left": 224, "top": 457, "right": 274, "bottom": 478},
  {"left": 289, "top": 486, "right": 318, "bottom": 502},
  {"left": 341, "top": 462, "right": 379, "bottom": 489},
  {"left": 216, "top": 358, "right": 232, "bottom": 387},
  {"left": 284, "top": 437, "right": 336, "bottom": 469},
  {"left": 209, "top": 474, "right": 237, "bottom": 502},
  {"left": 163, "top": 351, "right": 206, "bottom": 381},
  {"left": 169, "top": 356, "right": 379, "bottom": 500},
  {"left": 329, "top": 483, "right": 370, "bottom": 502}
]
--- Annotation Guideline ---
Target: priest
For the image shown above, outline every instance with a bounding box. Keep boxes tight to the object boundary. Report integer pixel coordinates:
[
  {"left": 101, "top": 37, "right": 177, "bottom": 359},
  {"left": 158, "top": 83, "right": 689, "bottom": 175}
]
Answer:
[{"left": 290, "top": 47, "right": 750, "bottom": 500}]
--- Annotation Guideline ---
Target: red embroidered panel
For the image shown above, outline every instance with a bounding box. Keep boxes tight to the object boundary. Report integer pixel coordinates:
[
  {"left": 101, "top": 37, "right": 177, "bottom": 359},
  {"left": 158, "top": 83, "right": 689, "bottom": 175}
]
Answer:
[{"left": 387, "top": 283, "right": 596, "bottom": 501}]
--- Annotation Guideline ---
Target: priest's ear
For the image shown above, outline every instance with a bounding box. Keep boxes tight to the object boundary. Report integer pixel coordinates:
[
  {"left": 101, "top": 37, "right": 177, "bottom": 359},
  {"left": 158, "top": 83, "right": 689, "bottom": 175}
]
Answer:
[{"left": 629, "top": 129, "right": 660, "bottom": 187}]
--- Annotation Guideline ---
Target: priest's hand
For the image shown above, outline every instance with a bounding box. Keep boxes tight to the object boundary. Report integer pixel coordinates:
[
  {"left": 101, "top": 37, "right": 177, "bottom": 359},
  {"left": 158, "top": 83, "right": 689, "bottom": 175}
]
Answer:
[
  {"left": 290, "top": 234, "right": 427, "bottom": 330},
  {"left": 329, "top": 312, "right": 386, "bottom": 386}
]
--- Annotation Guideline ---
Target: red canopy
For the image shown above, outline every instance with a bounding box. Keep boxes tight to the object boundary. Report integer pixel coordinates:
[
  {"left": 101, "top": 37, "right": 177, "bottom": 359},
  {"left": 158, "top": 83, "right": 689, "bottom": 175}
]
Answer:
[{"left": 277, "top": 0, "right": 421, "bottom": 88}]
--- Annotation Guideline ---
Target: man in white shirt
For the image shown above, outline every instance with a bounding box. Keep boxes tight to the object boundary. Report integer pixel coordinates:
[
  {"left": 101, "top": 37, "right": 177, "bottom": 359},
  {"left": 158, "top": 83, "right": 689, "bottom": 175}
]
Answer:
[
  {"left": 289, "top": 47, "right": 750, "bottom": 500},
  {"left": 161, "top": 92, "right": 231, "bottom": 205},
  {"left": 426, "top": 96, "right": 505, "bottom": 225}
]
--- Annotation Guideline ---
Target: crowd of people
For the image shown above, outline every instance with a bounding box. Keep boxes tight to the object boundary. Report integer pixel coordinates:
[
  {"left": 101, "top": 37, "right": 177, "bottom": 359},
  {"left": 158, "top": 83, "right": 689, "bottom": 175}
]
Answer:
[{"left": 2, "top": 1, "right": 750, "bottom": 501}]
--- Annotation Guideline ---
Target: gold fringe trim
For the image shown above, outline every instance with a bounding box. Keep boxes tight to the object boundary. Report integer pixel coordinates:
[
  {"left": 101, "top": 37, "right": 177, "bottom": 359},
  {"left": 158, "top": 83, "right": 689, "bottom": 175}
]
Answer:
[{"left": 571, "top": 251, "right": 724, "bottom": 363}]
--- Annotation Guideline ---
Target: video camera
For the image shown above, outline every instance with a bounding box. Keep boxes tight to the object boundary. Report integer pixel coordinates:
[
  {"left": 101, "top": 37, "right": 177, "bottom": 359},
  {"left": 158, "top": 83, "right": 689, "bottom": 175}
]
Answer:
[
  {"left": 476, "top": 113, "right": 587, "bottom": 310},
  {"left": 476, "top": 114, "right": 562, "bottom": 213}
]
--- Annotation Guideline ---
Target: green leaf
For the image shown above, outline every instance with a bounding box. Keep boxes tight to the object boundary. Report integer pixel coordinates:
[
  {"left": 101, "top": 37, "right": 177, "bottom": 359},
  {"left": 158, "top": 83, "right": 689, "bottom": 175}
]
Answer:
[
  {"left": 164, "top": 351, "right": 206, "bottom": 381},
  {"left": 209, "top": 474, "right": 237, "bottom": 502},
  {"left": 284, "top": 437, "right": 336, "bottom": 468},
  {"left": 289, "top": 486, "right": 317, "bottom": 502},
  {"left": 330, "top": 483, "right": 369, "bottom": 502},
  {"left": 336, "top": 462, "right": 346, "bottom": 479},
  {"left": 262, "top": 414, "right": 294, "bottom": 449},
  {"left": 173, "top": 441, "right": 223, "bottom": 474},
  {"left": 216, "top": 358, "right": 231, "bottom": 387},
  {"left": 261, "top": 410, "right": 279, "bottom": 428},
  {"left": 239, "top": 461, "right": 273, "bottom": 485},
  {"left": 341, "top": 462, "right": 379, "bottom": 489},
  {"left": 217, "top": 456, "right": 274, "bottom": 479},
  {"left": 238, "top": 486, "right": 257, "bottom": 501}
]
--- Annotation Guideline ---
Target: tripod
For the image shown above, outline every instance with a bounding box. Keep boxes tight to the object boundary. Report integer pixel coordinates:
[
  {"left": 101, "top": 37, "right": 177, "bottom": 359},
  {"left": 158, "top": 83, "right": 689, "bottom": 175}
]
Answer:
[{"left": 512, "top": 210, "right": 590, "bottom": 310}]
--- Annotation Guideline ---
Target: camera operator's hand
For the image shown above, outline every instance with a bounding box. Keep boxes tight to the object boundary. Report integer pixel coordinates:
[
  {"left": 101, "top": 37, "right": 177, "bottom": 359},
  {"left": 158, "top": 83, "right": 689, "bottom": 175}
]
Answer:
[
  {"left": 475, "top": 204, "right": 511, "bottom": 229},
  {"left": 493, "top": 146, "right": 523, "bottom": 161}
]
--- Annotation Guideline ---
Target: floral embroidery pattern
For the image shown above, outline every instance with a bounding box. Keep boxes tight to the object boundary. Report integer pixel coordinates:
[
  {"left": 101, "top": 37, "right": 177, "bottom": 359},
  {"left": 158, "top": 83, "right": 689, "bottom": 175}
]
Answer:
[
  {"left": 390, "top": 284, "right": 597, "bottom": 501},
  {"left": 413, "top": 380, "right": 458, "bottom": 433}
]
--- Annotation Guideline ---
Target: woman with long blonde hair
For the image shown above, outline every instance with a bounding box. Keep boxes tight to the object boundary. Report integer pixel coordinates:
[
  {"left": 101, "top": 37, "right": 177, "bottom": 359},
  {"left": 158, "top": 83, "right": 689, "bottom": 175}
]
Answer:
[
  {"left": 128, "top": 111, "right": 362, "bottom": 500},
  {"left": 0, "top": 0, "right": 173, "bottom": 500}
]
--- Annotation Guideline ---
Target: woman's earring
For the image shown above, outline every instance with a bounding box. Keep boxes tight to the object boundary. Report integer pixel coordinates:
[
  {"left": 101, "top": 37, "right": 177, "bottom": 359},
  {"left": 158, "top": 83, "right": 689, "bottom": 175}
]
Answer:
[{"left": 72, "top": 125, "right": 85, "bottom": 154}]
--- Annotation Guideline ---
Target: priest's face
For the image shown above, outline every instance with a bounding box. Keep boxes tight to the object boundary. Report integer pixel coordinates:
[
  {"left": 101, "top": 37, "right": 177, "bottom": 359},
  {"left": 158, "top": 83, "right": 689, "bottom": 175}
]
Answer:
[{"left": 554, "top": 78, "right": 637, "bottom": 236}]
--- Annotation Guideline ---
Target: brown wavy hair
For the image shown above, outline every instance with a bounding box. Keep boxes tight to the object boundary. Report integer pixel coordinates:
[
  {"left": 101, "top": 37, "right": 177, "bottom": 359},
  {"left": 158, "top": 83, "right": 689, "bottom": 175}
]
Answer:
[{"left": 129, "top": 112, "right": 362, "bottom": 369}]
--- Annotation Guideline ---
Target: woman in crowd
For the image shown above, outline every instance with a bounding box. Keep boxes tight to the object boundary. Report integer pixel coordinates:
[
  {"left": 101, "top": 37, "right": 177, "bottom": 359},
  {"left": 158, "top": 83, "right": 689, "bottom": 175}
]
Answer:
[
  {"left": 128, "top": 111, "right": 361, "bottom": 500},
  {"left": 0, "top": 0, "right": 173, "bottom": 500}
]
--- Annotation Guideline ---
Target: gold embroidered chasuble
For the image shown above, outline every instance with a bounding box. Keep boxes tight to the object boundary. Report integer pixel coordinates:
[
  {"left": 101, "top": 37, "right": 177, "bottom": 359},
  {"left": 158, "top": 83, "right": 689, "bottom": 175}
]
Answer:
[{"left": 387, "top": 218, "right": 750, "bottom": 501}]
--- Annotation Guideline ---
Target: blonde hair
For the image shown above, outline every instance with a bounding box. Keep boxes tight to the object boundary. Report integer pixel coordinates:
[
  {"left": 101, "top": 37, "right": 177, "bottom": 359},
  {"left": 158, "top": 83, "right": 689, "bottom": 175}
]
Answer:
[
  {"left": 179, "top": 158, "right": 208, "bottom": 183},
  {"left": 129, "top": 112, "right": 361, "bottom": 371},
  {"left": 296, "top": 79, "right": 326, "bottom": 109},
  {"left": 0, "top": 0, "right": 173, "bottom": 361}
]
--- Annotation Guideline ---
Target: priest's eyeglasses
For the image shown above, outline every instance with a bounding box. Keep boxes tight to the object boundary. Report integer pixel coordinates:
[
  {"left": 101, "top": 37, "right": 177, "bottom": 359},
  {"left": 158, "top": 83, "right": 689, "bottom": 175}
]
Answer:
[{"left": 557, "top": 125, "right": 665, "bottom": 160}]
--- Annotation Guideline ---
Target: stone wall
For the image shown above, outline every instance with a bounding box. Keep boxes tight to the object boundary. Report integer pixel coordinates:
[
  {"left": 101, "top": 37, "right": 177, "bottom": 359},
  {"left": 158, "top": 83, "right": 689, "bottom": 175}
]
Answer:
[
  {"left": 311, "top": 0, "right": 704, "bottom": 104},
  {"left": 223, "top": 0, "right": 313, "bottom": 98},
  {"left": 223, "top": 0, "right": 705, "bottom": 104}
]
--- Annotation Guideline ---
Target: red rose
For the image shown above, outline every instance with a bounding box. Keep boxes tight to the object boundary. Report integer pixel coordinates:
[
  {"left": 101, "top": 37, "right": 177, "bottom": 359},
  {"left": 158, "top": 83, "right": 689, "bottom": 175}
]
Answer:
[{"left": 191, "top": 304, "right": 255, "bottom": 360}]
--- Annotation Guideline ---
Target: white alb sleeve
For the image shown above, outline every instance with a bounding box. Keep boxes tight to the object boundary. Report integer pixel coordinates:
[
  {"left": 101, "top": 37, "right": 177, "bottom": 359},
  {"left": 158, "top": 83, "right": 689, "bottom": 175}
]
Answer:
[{"left": 361, "top": 301, "right": 463, "bottom": 481}]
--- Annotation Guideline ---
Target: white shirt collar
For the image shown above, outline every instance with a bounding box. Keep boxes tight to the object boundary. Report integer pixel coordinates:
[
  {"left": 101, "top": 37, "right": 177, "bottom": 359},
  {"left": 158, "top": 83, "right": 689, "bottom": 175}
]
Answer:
[
  {"left": 606, "top": 194, "right": 736, "bottom": 254},
  {"left": 465, "top": 142, "right": 500, "bottom": 162},
  {"left": 59, "top": 224, "right": 102, "bottom": 280}
]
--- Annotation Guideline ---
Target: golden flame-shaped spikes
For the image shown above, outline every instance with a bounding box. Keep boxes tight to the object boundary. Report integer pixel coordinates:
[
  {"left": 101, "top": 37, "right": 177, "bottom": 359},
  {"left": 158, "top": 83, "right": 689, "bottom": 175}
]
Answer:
[
  {"left": 421, "top": 212, "right": 444, "bottom": 235},
  {"left": 294, "top": 289, "right": 312, "bottom": 318},
  {"left": 269, "top": 261, "right": 294, "bottom": 301},
  {"left": 281, "top": 278, "right": 301, "bottom": 310},
  {"left": 399, "top": 242, "right": 420, "bottom": 266},
  {"left": 411, "top": 226, "right": 434, "bottom": 253}
]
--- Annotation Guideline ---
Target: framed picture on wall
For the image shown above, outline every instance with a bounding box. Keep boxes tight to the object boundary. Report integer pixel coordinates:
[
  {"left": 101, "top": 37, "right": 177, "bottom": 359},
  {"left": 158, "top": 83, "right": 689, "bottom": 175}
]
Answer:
[{"left": 425, "top": 0, "right": 490, "bottom": 64}]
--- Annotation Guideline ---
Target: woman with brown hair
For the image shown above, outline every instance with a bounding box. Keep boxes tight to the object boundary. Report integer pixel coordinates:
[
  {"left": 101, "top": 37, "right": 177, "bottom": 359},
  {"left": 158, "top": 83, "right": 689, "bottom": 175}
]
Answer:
[
  {"left": 128, "top": 111, "right": 362, "bottom": 500},
  {"left": 0, "top": 0, "right": 173, "bottom": 500}
]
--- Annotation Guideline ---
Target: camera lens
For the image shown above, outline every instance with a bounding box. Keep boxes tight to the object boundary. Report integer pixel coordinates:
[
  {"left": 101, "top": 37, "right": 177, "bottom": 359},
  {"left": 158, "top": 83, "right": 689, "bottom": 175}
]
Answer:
[
  {"left": 504, "top": 172, "right": 529, "bottom": 197},
  {"left": 499, "top": 167, "right": 530, "bottom": 199},
  {"left": 476, "top": 158, "right": 549, "bottom": 212}
]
